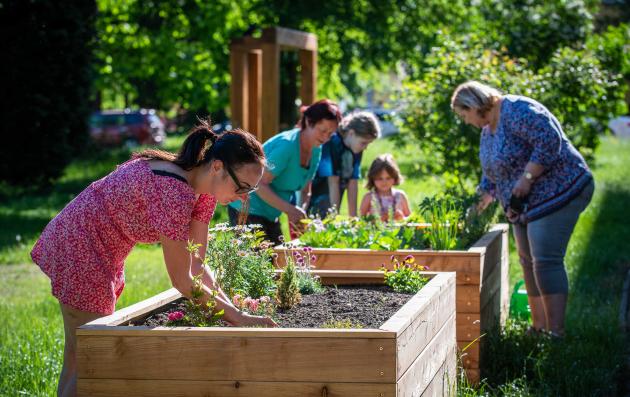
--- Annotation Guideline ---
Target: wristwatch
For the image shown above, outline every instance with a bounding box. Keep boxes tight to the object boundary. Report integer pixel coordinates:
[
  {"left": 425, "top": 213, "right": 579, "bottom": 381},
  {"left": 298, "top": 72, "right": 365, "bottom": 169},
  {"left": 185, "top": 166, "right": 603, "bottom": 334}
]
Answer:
[{"left": 523, "top": 171, "right": 534, "bottom": 181}]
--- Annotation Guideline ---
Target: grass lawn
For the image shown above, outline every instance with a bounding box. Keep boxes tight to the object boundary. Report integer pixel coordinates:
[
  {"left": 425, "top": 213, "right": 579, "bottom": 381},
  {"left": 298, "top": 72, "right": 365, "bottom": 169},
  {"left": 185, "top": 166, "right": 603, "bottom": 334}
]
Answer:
[{"left": 1, "top": 134, "right": 629, "bottom": 395}]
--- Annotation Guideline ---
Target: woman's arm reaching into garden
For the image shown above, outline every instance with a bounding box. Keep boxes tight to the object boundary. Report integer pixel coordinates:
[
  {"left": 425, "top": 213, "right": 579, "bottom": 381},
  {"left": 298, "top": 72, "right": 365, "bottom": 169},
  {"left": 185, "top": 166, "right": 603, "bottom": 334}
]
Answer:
[{"left": 160, "top": 234, "right": 277, "bottom": 327}]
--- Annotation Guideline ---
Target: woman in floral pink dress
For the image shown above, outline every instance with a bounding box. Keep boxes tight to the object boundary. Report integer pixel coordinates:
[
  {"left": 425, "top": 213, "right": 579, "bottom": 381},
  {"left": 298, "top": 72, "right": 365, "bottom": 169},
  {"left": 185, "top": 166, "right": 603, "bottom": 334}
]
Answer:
[{"left": 31, "top": 120, "right": 276, "bottom": 397}]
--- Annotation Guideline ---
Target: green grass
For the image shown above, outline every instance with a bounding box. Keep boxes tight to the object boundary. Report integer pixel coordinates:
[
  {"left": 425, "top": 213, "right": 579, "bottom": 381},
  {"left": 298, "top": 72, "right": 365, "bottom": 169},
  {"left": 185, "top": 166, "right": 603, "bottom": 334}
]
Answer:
[{"left": 1, "top": 135, "right": 629, "bottom": 395}]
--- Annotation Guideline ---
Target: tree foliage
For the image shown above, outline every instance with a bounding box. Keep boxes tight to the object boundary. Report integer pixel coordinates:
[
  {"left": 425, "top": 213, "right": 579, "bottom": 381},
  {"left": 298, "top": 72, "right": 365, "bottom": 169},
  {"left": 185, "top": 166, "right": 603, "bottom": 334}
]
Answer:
[
  {"left": 396, "top": 32, "right": 623, "bottom": 182},
  {"left": 95, "top": 0, "right": 472, "bottom": 114}
]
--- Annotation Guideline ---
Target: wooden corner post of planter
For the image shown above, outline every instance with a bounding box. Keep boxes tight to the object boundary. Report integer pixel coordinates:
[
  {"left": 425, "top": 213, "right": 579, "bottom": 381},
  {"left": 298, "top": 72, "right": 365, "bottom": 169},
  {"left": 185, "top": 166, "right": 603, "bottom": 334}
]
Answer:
[{"left": 230, "top": 27, "right": 317, "bottom": 143}]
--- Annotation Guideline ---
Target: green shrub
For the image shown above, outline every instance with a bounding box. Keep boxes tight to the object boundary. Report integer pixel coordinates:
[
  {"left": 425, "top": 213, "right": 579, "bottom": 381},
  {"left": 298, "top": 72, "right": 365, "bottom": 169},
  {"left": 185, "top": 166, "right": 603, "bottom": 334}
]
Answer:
[
  {"left": 478, "top": 0, "right": 594, "bottom": 69},
  {"left": 205, "top": 224, "right": 276, "bottom": 299},
  {"left": 397, "top": 33, "right": 622, "bottom": 181},
  {"left": 276, "top": 259, "right": 301, "bottom": 310}
]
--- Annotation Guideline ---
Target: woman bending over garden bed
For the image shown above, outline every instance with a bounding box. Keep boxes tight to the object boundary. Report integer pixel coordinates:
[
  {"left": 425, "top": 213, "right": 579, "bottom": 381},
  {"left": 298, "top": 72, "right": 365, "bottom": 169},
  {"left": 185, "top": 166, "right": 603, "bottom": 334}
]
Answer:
[{"left": 30, "top": 120, "right": 276, "bottom": 397}]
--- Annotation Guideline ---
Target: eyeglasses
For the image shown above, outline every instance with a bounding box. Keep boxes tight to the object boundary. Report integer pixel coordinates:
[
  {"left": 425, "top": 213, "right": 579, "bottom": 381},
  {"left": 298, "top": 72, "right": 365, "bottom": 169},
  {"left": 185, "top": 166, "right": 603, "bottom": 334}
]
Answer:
[{"left": 225, "top": 163, "right": 258, "bottom": 195}]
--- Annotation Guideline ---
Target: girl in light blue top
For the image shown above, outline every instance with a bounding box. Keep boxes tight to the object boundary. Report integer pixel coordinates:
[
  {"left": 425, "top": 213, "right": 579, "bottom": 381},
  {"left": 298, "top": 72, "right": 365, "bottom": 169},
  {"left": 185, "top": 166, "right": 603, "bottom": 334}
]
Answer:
[{"left": 228, "top": 99, "right": 341, "bottom": 244}]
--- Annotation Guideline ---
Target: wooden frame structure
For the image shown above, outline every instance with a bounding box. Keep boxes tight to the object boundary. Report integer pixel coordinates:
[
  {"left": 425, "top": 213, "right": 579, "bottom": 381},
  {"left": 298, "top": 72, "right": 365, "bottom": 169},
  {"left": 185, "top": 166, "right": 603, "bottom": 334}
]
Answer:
[
  {"left": 77, "top": 271, "right": 456, "bottom": 396},
  {"left": 230, "top": 27, "right": 317, "bottom": 143},
  {"left": 274, "top": 223, "right": 510, "bottom": 383}
]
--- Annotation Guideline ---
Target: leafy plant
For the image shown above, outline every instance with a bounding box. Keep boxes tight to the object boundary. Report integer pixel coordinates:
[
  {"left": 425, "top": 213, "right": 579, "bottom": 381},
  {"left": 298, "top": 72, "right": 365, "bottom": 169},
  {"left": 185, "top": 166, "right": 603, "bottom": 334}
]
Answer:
[
  {"left": 321, "top": 318, "right": 363, "bottom": 329},
  {"left": 419, "top": 195, "right": 461, "bottom": 250},
  {"left": 276, "top": 258, "right": 301, "bottom": 310},
  {"left": 396, "top": 31, "right": 623, "bottom": 182},
  {"left": 382, "top": 255, "right": 430, "bottom": 294},
  {"left": 166, "top": 241, "right": 225, "bottom": 327},
  {"left": 205, "top": 223, "right": 276, "bottom": 299},
  {"left": 300, "top": 215, "right": 428, "bottom": 251}
]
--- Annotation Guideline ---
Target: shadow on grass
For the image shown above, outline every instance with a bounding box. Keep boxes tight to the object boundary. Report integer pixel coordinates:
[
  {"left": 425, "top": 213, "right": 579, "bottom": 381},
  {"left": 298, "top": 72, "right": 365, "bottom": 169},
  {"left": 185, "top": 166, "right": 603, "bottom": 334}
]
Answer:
[
  {"left": 0, "top": 147, "right": 132, "bottom": 261},
  {"left": 479, "top": 186, "right": 630, "bottom": 396}
]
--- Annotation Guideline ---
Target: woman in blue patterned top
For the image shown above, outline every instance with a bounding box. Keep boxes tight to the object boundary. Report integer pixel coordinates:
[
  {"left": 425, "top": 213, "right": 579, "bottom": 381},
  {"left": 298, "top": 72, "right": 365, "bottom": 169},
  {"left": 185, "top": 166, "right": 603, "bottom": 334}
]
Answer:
[{"left": 451, "top": 81, "right": 594, "bottom": 337}]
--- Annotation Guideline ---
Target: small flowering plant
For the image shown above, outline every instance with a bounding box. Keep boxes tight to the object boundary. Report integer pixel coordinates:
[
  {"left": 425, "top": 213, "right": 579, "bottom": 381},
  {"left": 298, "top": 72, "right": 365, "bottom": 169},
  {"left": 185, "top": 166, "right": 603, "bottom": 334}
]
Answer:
[
  {"left": 162, "top": 241, "right": 225, "bottom": 327},
  {"left": 232, "top": 294, "right": 275, "bottom": 317},
  {"left": 279, "top": 242, "right": 323, "bottom": 295},
  {"left": 381, "top": 255, "right": 430, "bottom": 294}
]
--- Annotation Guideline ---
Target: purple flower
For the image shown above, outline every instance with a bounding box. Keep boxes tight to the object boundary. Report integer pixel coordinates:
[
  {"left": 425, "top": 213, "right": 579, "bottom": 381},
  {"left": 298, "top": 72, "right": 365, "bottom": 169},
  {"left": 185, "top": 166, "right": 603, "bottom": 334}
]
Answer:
[
  {"left": 311, "top": 255, "right": 317, "bottom": 263},
  {"left": 404, "top": 255, "right": 414, "bottom": 262}
]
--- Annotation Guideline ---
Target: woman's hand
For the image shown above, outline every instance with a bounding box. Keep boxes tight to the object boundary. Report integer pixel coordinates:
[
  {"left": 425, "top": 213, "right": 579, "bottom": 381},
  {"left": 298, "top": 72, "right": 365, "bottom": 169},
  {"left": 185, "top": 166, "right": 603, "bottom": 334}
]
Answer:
[
  {"left": 512, "top": 175, "right": 533, "bottom": 198},
  {"left": 287, "top": 205, "right": 307, "bottom": 230},
  {"left": 229, "top": 312, "right": 278, "bottom": 328},
  {"left": 476, "top": 192, "right": 494, "bottom": 212}
]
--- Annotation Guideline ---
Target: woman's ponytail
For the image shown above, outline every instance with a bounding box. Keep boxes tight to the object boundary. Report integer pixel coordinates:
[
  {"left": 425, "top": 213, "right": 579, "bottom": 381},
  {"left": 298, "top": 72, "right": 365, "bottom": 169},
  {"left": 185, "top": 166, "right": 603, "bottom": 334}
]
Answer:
[
  {"left": 172, "top": 120, "right": 217, "bottom": 170},
  {"left": 133, "top": 118, "right": 218, "bottom": 170}
]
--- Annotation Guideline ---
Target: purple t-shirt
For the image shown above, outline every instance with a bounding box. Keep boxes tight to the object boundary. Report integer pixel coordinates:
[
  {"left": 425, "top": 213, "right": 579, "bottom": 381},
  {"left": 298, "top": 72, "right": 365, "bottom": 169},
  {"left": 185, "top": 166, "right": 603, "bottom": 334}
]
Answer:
[{"left": 479, "top": 95, "right": 592, "bottom": 222}]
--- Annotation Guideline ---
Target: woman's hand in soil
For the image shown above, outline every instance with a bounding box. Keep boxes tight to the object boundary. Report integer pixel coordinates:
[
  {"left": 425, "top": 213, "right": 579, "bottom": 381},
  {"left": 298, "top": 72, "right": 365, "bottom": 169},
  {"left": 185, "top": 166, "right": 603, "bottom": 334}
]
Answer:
[{"left": 237, "top": 312, "right": 278, "bottom": 328}]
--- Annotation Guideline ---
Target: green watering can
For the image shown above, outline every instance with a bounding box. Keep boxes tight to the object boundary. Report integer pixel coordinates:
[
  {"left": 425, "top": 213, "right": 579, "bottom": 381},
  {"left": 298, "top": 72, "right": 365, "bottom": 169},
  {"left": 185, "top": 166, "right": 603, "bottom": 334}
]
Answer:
[{"left": 509, "top": 279, "right": 531, "bottom": 321}]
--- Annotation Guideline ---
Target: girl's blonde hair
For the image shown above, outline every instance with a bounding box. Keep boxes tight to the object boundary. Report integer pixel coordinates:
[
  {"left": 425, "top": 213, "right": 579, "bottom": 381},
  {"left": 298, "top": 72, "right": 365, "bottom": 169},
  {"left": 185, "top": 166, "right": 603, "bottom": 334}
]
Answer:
[
  {"left": 450, "top": 81, "right": 502, "bottom": 117},
  {"left": 338, "top": 111, "right": 381, "bottom": 139},
  {"left": 366, "top": 153, "right": 403, "bottom": 190}
]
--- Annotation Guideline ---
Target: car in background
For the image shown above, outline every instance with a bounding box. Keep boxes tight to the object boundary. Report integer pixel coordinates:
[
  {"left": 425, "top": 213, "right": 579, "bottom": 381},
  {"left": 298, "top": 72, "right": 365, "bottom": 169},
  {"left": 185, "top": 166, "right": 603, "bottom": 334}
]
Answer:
[
  {"left": 89, "top": 109, "right": 166, "bottom": 147},
  {"left": 364, "top": 107, "right": 400, "bottom": 137}
]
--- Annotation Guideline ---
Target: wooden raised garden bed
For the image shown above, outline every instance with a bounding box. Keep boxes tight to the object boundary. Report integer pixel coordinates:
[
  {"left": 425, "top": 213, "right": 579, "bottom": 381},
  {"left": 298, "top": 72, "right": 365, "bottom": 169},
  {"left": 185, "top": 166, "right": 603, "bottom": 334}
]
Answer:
[
  {"left": 77, "top": 270, "right": 456, "bottom": 397},
  {"left": 274, "top": 223, "right": 510, "bottom": 383}
]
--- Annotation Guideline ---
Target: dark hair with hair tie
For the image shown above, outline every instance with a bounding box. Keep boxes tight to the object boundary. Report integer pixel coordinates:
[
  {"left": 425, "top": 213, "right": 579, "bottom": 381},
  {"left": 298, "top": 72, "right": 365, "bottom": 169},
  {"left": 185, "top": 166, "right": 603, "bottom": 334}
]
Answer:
[
  {"left": 296, "top": 99, "right": 342, "bottom": 130},
  {"left": 134, "top": 118, "right": 264, "bottom": 171}
]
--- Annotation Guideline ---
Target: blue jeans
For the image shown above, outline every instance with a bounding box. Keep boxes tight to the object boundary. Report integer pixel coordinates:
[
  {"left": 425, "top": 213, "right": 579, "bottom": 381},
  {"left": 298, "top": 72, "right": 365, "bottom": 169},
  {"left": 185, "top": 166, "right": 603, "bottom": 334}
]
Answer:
[{"left": 513, "top": 180, "right": 594, "bottom": 296}]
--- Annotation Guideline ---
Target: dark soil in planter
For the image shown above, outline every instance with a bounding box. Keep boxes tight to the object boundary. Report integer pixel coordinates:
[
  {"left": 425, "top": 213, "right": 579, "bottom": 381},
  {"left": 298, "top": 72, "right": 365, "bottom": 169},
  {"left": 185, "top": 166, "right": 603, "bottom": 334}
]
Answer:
[{"left": 134, "top": 285, "right": 414, "bottom": 329}]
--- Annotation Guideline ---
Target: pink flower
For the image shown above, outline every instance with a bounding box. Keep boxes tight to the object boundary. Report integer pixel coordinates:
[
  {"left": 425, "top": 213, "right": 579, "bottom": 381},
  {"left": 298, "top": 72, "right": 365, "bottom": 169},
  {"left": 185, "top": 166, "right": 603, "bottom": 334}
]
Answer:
[
  {"left": 168, "top": 311, "right": 184, "bottom": 322},
  {"left": 248, "top": 299, "right": 260, "bottom": 312},
  {"left": 232, "top": 294, "right": 242, "bottom": 307},
  {"left": 311, "top": 255, "right": 317, "bottom": 263}
]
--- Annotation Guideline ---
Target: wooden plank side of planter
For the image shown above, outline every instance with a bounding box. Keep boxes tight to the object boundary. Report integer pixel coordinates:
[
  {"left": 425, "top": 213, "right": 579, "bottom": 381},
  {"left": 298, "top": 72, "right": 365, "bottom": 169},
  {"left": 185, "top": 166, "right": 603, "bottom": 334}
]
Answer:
[
  {"left": 458, "top": 341, "right": 480, "bottom": 370},
  {"left": 419, "top": 352, "right": 458, "bottom": 397},
  {"left": 456, "top": 284, "right": 481, "bottom": 313},
  {"left": 457, "top": 313, "right": 481, "bottom": 342},
  {"left": 87, "top": 288, "right": 182, "bottom": 326},
  {"left": 380, "top": 273, "right": 455, "bottom": 378},
  {"left": 78, "top": 379, "right": 396, "bottom": 397},
  {"left": 396, "top": 314, "right": 457, "bottom": 397},
  {"left": 276, "top": 247, "right": 483, "bottom": 286},
  {"left": 77, "top": 335, "right": 397, "bottom": 383}
]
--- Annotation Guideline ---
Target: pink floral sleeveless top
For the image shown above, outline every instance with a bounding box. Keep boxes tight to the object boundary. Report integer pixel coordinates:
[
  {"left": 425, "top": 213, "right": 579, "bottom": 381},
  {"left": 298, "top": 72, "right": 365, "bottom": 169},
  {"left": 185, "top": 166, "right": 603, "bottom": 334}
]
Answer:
[{"left": 30, "top": 159, "right": 216, "bottom": 314}]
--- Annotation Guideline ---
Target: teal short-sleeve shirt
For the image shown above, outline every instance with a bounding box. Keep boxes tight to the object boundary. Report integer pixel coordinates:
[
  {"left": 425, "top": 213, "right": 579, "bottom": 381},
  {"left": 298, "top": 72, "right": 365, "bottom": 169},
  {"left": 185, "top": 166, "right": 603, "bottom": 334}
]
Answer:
[{"left": 229, "top": 128, "right": 322, "bottom": 221}]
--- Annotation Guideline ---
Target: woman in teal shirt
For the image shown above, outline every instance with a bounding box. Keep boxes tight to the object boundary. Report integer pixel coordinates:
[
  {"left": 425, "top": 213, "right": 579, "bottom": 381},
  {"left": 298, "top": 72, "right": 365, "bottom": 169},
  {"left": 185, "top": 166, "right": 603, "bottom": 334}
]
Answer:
[{"left": 228, "top": 99, "right": 341, "bottom": 243}]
